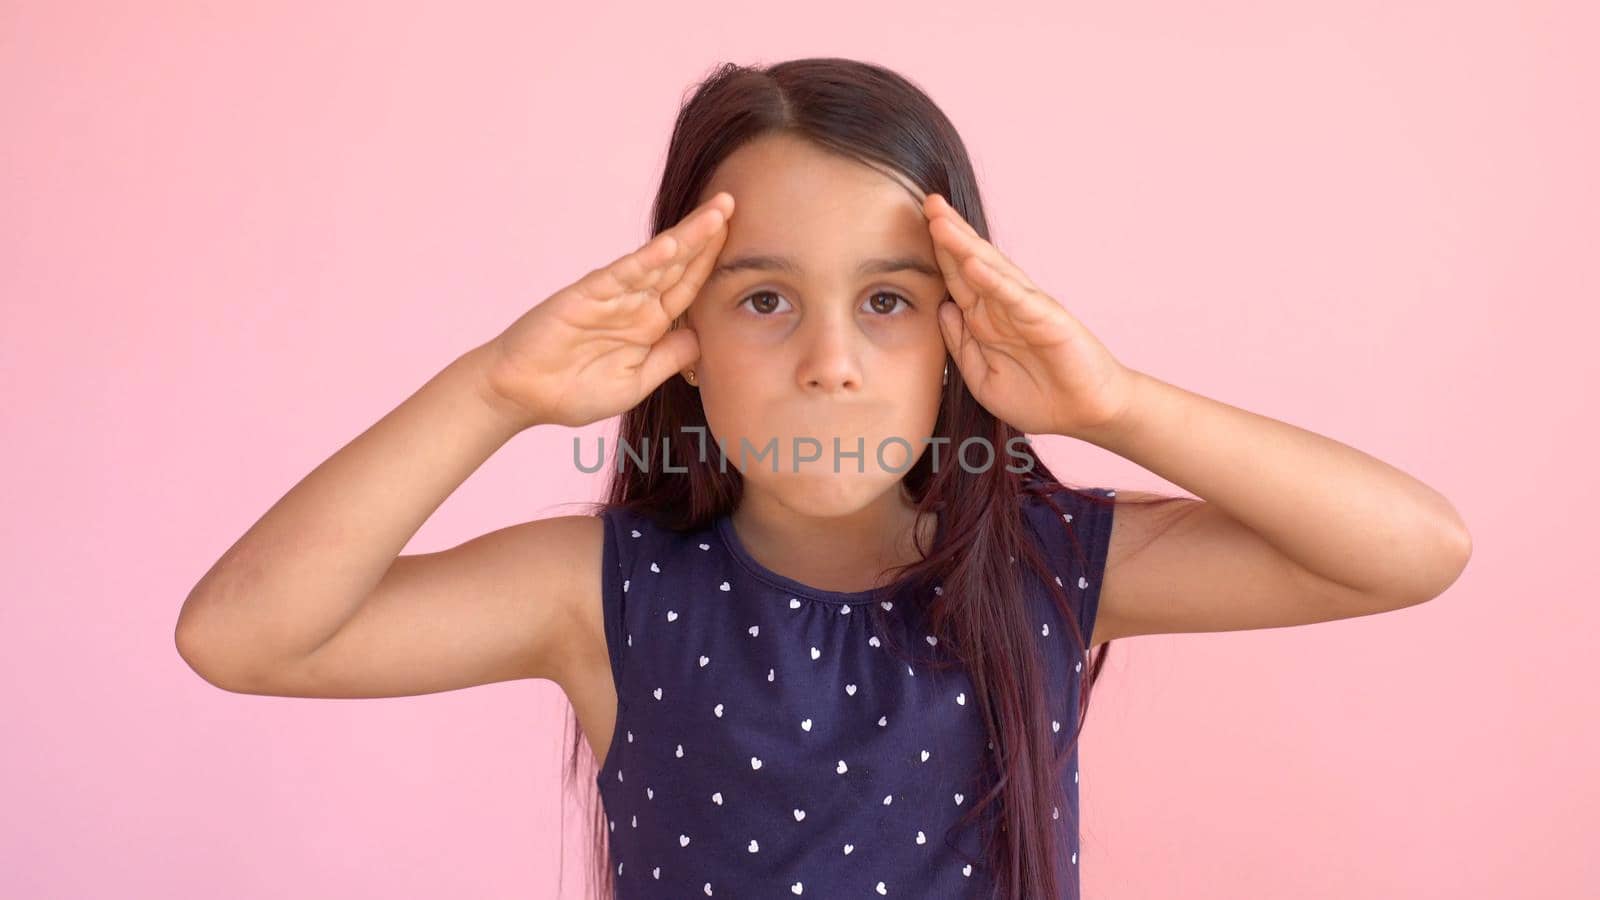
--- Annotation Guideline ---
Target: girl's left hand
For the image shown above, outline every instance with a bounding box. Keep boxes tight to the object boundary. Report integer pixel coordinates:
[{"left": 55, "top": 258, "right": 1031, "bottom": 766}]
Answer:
[{"left": 925, "top": 192, "right": 1134, "bottom": 440}]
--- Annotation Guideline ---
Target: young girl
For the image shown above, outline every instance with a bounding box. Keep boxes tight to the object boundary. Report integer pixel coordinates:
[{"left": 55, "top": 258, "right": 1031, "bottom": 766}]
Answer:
[{"left": 175, "top": 58, "right": 1472, "bottom": 900}]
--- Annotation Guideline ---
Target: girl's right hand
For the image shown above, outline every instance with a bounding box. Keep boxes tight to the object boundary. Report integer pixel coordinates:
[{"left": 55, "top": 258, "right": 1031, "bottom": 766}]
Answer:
[{"left": 478, "top": 192, "right": 735, "bottom": 431}]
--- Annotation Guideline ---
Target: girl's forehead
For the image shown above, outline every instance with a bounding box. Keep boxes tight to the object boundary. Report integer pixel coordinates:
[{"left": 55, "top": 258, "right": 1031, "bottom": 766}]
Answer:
[
  {"left": 698, "top": 135, "right": 929, "bottom": 220},
  {"left": 710, "top": 188, "right": 932, "bottom": 258}
]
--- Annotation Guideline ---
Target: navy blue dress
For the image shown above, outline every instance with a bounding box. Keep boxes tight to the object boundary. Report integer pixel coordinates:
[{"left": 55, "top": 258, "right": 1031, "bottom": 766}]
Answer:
[{"left": 593, "top": 484, "right": 1116, "bottom": 898}]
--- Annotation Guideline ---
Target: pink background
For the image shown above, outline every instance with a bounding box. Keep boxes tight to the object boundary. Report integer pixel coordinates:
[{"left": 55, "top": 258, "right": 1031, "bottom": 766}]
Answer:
[{"left": 4, "top": 2, "right": 1595, "bottom": 897}]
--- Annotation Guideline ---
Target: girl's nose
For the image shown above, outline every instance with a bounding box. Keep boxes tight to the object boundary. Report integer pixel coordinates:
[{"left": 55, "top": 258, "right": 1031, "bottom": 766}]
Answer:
[{"left": 794, "top": 309, "right": 866, "bottom": 393}]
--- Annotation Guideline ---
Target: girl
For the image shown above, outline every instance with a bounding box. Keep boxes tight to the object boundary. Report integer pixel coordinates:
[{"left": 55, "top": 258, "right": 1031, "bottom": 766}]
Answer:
[{"left": 175, "top": 58, "right": 1472, "bottom": 900}]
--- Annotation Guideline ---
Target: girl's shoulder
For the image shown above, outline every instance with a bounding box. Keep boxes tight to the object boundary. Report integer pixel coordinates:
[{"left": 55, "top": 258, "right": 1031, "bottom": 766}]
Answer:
[
  {"left": 1018, "top": 479, "right": 1119, "bottom": 554},
  {"left": 1016, "top": 478, "right": 1119, "bottom": 647}
]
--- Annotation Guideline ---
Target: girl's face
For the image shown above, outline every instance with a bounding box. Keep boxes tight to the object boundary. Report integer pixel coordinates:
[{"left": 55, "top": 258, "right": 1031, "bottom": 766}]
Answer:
[{"left": 684, "top": 133, "right": 949, "bottom": 517}]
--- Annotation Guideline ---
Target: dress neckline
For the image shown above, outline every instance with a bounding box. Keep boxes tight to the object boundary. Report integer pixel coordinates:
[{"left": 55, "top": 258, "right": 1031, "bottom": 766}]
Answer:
[{"left": 713, "top": 509, "right": 944, "bottom": 606}]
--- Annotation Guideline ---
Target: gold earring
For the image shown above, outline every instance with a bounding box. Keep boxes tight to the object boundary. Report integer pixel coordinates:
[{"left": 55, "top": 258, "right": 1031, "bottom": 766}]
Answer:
[
  {"left": 686, "top": 369, "right": 697, "bottom": 385},
  {"left": 942, "top": 361, "right": 949, "bottom": 386}
]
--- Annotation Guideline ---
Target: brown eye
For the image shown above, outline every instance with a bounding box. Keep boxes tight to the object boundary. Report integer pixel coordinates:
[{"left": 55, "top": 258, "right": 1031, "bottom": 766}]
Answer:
[
  {"left": 739, "top": 290, "right": 790, "bottom": 316},
  {"left": 738, "top": 290, "right": 911, "bottom": 317},
  {"left": 866, "top": 291, "right": 911, "bottom": 315}
]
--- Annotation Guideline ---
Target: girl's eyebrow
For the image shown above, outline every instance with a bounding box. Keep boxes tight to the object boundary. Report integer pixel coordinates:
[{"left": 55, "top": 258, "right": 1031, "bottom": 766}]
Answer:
[{"left": 708, "top": 252, "right": 942, "bottom": 283}]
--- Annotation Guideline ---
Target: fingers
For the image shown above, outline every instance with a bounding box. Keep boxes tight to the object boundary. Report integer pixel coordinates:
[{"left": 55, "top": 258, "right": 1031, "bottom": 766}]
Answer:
[
  {"left": 639, "top": 319, "right": 701, "bottom": 390},
  {"left": 962, "top": 253, "right": 1051, "bottom": 328},
  {"left": 659, "top": 198, "right": 733, "bottom": 322},
  {"left": 924, "top": 193, "right": 1038, "bottom": 292},
  {"left": 929, "top": 222, "right": 978, "bottom": 312},
  {"left": 926, "top": 197, "right": 980, "bottom": 313},
  {"left": 576, "top": 192, "right": 736, "bottom": 301},
  {"left": 937, "top": 299, "right": 986, "bottom": 389},
  {"left": 577, "top": 231, "right": 674, "bottom": 301},
  {"left": 925, "top": 193, "right": 1054, "bottom": 333}
]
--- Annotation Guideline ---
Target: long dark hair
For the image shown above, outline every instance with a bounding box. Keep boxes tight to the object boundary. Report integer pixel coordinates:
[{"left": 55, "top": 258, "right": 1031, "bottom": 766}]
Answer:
[{"left": 557, "top": 57, "right": 1180, "bottom": 899}]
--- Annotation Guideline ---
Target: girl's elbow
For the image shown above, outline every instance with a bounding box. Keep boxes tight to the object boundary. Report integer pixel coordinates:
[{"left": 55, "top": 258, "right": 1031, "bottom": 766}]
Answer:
[{"left": 1396, "top": 522, "right": 1473, "bottom": 607}]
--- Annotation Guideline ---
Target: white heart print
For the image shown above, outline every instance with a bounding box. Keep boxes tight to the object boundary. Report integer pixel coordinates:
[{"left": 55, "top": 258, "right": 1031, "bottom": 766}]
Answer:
[
  {"left": 801, "top": 718, "right": 812, "bottom": 731},
  {"left": 650, "top": 562, "right": 659, "bottom": 573},
  {"left": 845, "top": 684, "right": 856, "bottom": 696},
  {"left": 666, "top": 610, "right": 678, "bottom": 622}
]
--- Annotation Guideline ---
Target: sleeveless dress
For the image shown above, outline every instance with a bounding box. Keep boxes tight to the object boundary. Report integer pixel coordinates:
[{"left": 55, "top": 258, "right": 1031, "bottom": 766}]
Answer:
[{"left": 593, "top": 483, "right": 1116, "bottom": 898}]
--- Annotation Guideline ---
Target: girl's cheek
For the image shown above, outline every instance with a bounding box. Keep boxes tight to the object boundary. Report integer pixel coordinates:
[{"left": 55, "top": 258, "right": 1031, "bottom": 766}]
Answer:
[
  {"left": 715, "top": 314, "right": 801, "bottom": 350},
  {"left": 876, "top": 316, "right": 938, "bottom": 346}
]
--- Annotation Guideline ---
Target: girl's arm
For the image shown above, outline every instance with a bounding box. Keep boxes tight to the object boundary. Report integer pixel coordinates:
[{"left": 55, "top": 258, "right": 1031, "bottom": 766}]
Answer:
[
  {"left": 174, "top": 343, "right": 595, "bottom": 695},
  {"left": 1075, "top": 368, "right": 1472, "bottom": 644},
  {"left": 919, "top": 191, "right": 1470, "bottom": 645},
  {"left": 175, "top": 191, "right": 735, "bottom": 697}
]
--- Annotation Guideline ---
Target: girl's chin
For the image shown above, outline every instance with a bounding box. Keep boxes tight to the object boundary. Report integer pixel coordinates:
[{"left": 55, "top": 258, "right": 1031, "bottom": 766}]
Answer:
[{"left": 746, "top": 471, "right": 907, "bottom": 511}]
